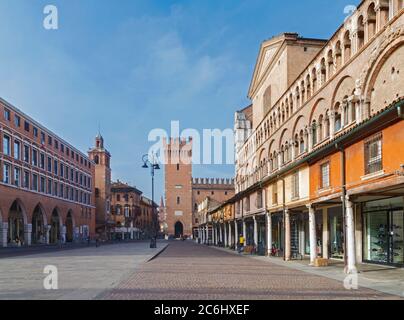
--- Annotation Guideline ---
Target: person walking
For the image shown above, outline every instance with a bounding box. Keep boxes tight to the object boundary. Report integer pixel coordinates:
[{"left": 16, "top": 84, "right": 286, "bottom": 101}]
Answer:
[{"left": 238, "top": 234, "right": 245, "bottom": 254}]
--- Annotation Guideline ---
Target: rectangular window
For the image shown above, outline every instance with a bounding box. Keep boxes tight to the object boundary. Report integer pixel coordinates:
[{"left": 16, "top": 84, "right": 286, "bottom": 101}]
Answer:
[
  {"left": 23, "top": 171, "right": 29, "bottom": 189},
  {"left": 24, "top": 121, "right": 30, "bottom": 132},
  {"left": 33, "top": 127, "right": 38, "bottom": 138},
  {"left": 364, "top": 133, "right": 383, "bottom": 175},
  {"left": 292, "top": 171, "right": 300, "bottom": 199},
  {"left": 14, "top": 115, "right": 21, "bottom": 127},
  {"left": 70, "top": 169, "right": 74, "bottom": 181},
  {"left": 40, "top": 176, "right": 45, "bottom": 193},
  {"left": 40, "top": 132, "right": 45, "bottom": 145},
  {"left": 65, "top": 166, "right": 69, "bottom": 179},
  {"left": 320, "top": 162, "right": 330, "bottom": 189},
  {"left": 60, "top": 144, "right": 64, "bottom": 153},
  {"left": 32, "top": 174, "right": 38, "bottom": 191},
  {"left": 55, "top": 140, "right": 59, "bottom": 149},
  {"left": 54, "top": 182, "right": 58, "bottom": 196},
  {"left": 54, "top": 159, "right": 58, "bottom": 175},
  {"left": 40, "top": 153, "right": 45, "bottom": 169},
  {"left": 65, "top": 186, "right": 69, "bottom": 199},
  {"left": 4, "top": 108, "right": 10, "bottom": 121},
  {"left": 256, "top": 190, "right": 263, "bottom": 208},
  {"left": 47, "top": 179, "right": 52, "bottom": 195},
  {"left": 24, "top": 145, "right": 30, "bottom": 163},
  {"left": 13, "top": 140, "right": 20, "bottom": 160},
  {"left": 272, "top": 183, "right": 278, "bottom": 205},
  {"left": 13, "top": 167, "right": 20, "bottom": 187},
  {"left": 60, "top": 163, "right": 64, "bottom": 177},
  {"left": 47, "top": 157, "right": 52, "bottom": 172},
  {"left": 48, "top": 135, "right": 52, "bottom": 146},
  {"left": 3, "top": 135, "right": 10, "bottom": 155},
  {"left": 3, "top": 163, "right": 10, "bottom": 184},
  {"left": 32, "top": 149, "right": 38, "bottom": 166},
  {"left": 60, "top": 184, "right": 64, "bottom": 198}
]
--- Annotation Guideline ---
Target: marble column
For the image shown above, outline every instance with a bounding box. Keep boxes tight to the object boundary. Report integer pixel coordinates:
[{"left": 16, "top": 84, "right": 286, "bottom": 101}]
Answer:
[
  {"left": 219, "top": 224, "right": 223, "bottom": 245},
  {"left": 242, "top": 219, "right": 246, "bottom": 240},
  {"left": 322, "top": 208, "right": 329, "bottom": 259},
  {"left": 206, "top": 225, "right": 209, "bottom": 245},
  {"left": 253, "top": 216, "right": 258, "bottom": 247},
  {"left": 266, "top": 212, "right": 272, "bottom": 256},
  {"left": 345, "top": 198, "right": 357, "bottom": 274},
  {"left": 330, "top": 112, "right": 336, "bottom": 139},
  {"left": 307, "top": 205, "right": 317, "bottom": 265},
  {"left": 284, "top": 209, "right": 291, "bottom": 261},
  {"left": 234, "top": 221, "right": 238, "bottom": 251},
  {"left": 224, "top": 223, "right": 228, "bottom": 247},
  {"left": 228, "top": 222, "right": 232, "bottom": 247}
]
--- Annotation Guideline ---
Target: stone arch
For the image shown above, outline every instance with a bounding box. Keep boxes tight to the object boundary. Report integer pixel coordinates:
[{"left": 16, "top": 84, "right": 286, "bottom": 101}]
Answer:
[
  {"left": 278, "top": 128, "right": 290, "bottom": 150},
  {"left": 309, "top": 98, "right": 327, "bottom": 124},
  {"left": 367, "top": 2, "right": 377, "bottom": 39},
  {"left": 174, "top": 221, "right": 184, "bottom": 238},
  {"left": 357, "top": 15, "right": 365, "bottom": 50},
  {"left": 343, "top": 30, "right": 352, "bottom": 62},
  {"left": 49, "top": 207, "right": 63, "bottom": 244},
  {"left": 331, "top": 76, "right": 355, "bottom": 108},
  {"left": 363, "top": 36, "right": 404, "bottom": 113},
  {"left": 292, "top": 115, "right": 307, "bottom": 137}
]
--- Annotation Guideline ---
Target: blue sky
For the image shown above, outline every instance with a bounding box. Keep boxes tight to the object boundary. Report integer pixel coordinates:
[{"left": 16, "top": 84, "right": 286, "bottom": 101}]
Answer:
[{"left": 0, "top": 0, "right": 360, "bottom": 201}]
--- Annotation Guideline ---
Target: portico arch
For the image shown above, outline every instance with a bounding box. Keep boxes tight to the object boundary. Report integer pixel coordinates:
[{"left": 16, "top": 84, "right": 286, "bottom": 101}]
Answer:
[
  {"left": 8, "top": 199, "right": 28, "bottom": 246},
  {"left": 32, "top": 204, "right": 47, "bottom": 244}
]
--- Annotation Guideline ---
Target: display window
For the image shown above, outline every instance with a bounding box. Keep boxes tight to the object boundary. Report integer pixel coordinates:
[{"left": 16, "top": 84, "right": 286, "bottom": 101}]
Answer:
[{"left": 363, "top": 197, "right": 404, "bottom": 266}]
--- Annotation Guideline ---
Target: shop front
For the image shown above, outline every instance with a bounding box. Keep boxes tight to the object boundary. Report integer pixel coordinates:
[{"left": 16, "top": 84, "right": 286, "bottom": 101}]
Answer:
[
  {"left": 256, "top": 215, "right": 266, "bottom": 255},
  {"left": 362, "top": 197, "right": 404, "bottom": 267}
]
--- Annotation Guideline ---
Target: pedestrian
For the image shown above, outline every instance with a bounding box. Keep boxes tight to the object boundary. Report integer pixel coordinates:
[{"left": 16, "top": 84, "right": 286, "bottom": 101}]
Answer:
[{"left": 238, "top": 235, "right": 245, "bottom": 254}]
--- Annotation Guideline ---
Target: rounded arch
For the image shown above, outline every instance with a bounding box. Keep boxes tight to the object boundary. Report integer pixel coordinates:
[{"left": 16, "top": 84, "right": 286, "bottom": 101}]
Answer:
[
  {"left": 278, "top": 128, "right": 290, "bottom": 150},
  {"left": 331, "top": 75, "right": 355, "bottom": 108},
  {"left": 174, "top": 221, "right": 184, "bottom": 238},
  {"left": 363, "top": 37, "right": 404, "bottom": 113},
  {"left": 309, "top": 98, "right": 327, "bottom": 124},
  {"left": 292, "top": 115, "right": 307, "bottom": 137}
]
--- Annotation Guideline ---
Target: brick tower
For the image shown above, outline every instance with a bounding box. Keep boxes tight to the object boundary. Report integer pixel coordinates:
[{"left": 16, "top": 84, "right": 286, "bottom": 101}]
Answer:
[
  {"left": 163, "top": 137, "right": 193, "bottom": 238},
  {"left": 88, "top": 133, "right": 112, "bottom": 238}
]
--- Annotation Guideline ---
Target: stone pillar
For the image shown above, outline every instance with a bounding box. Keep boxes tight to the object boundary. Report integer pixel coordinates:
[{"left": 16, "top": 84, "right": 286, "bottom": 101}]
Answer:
[
  {"left": 224, "top": 223, "right": 228, "bottom": 247},
  {"left": 1, "top": 223, "right": 8, "bottom": 248},
  {"left": 25, "top": 224, "right": 32, "bottom": 246},
  {"left": 284, "top": 209, "right": 291, "bottom": 261},
  {"left": 61, "top": 225, "right": 67, "bottom": 244},
  {"left": 206, "top": 225, "right": 209, "bottom": 245},
  {"left": 307, "top": 205, "right": 317, "bottom": 265},
  {"left": 212, "top": 225, "right": 215, "bottom": 245},
  {"left": 266, "top": 212, "right": 272, "bottom": 256},
  {"left": 341, "top": 102, "right": 347, "bottom": 128},
  {"left": 253, "top": 216, "right": 258, "bottom": 247},
  {"left": 345, "top": 198, "right": 357, "bottom": 274},
  {"left": 322, "top": 208, "right": 329, "bottom": 259},
  {"left": 330, "top": 112, "right": 336, "bottom": 139},
  {"left": 219, "top": 224, "right": 223, "bottom": 245},
  {"left": 228, "top": 222, "right": 232, "bottom": 247},
  {"left": 45, "top": 225, "right": 51, "bottom": 245},
  {"left": 348, "top": 99, "right": 353, "bottom": 123},
  {"left": 291, "top": 140, "right": 296, "bottom": 161},
  {"left": 242, "top": 219, "right": 246, "bottom": 240},
  {"left": 308, "top": 126, "right": 313, "bottom": 152},
  {"left": 234, "top": 221, "right": 238, "bottom": 251}
]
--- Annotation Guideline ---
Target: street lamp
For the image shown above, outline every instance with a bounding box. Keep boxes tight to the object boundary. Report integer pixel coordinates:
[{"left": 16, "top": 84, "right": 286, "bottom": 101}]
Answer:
[{"left": 142, "top": 153, "right": 160, "bottom": 248}]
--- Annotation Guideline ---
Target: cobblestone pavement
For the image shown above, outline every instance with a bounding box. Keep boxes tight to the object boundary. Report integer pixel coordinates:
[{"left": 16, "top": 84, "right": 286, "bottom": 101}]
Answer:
[
  {"left": 0, "top": 241, "right": 166, "bottom": 300},
  {"left": 102, "top": 241, "right": 401, "bottom": 300}
]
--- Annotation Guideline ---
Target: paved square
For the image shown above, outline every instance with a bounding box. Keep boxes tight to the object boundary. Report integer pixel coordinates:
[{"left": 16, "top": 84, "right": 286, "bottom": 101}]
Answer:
[{"left": 102, "top": 241, "right": 401, "bottom": 300}]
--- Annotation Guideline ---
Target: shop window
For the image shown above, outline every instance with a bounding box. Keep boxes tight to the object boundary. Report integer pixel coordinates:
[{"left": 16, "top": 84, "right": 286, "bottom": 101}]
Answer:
[{"left": 364, "top": 133, "right": 383, "bottom": 175}]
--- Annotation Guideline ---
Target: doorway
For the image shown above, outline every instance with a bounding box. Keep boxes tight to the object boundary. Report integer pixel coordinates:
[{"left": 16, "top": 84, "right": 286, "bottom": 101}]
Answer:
[{"left": 174, "top": 221, "right": 184, "bottom": 238}]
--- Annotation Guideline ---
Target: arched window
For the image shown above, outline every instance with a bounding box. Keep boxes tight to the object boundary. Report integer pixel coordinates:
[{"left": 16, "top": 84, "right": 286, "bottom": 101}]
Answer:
[
  {"left": 94, "top": 155, "right": 99, "bottom": 164},
  {"left": 299, "top": 131, "right": 305, "bottom": 154},
  {"left": 367, "top": 3, "right": 376, "bottom": 39},
  {"left": 335, "top": 41, "right": 342, "bottom": 69},
  {"left": 327, "top": 50, "right": 334, "bottom": 78},
  {"left": 357, "top": 16, "right": 365, "bottom": 50},
  {"left": 343, "top": 30, "right": 351, "bottom": 62},
  {"left": 318, "top": 115, "right": 324, "bottom": 142},
  {"left": 312, "top": 121, "right": 318, "bottom": 146}
]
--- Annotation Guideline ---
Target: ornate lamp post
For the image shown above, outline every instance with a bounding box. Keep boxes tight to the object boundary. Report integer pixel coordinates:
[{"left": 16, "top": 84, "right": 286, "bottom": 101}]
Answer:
[{"left": 142, "top": 153, "right": 160, "bottom": 248}]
